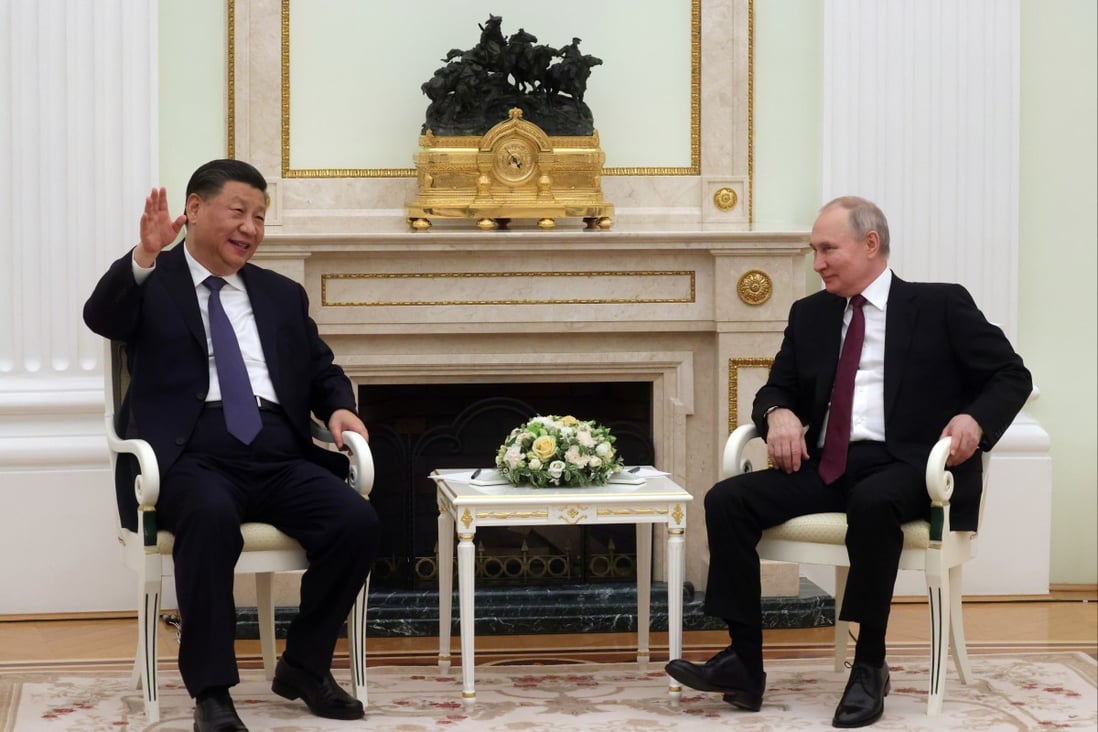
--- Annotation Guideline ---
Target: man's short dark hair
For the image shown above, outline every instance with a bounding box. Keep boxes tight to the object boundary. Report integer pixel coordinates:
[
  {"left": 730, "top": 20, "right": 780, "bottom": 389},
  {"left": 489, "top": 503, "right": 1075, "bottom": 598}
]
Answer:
[{"left": 185, "top": 159, "right": 268, "bottom": 203}]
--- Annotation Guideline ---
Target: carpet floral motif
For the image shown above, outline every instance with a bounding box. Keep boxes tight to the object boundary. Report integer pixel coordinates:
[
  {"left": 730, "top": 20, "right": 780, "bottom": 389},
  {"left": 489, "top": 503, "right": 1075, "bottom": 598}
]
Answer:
[{"left": 1, "top": 653, "right": 1094, "bottom": 731}]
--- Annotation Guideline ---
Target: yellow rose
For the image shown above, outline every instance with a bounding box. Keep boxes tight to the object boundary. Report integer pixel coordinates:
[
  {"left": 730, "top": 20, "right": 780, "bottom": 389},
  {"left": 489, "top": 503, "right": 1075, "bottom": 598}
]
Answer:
[
  {"left": 531, "top": 435, "right": 557, "bottom": 460},
  {"left": 559, "top": 415, "right": 579, "bottom": 426}
]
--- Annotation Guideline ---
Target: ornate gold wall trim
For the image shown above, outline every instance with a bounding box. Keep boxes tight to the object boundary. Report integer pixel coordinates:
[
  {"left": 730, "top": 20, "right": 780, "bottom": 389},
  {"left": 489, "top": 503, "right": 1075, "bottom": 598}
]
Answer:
[
  {"left": 224, "top": 0, "right": 753, "bottom": 200},
  {"left": 267, "top": 0, "right": 704, "bottom": 179},
  {"left": 747, "top": 0, "right": 755, "bottom": 224},
  {"left": 321, "top": 270, "right": 697, "bottom": 308},
  {"left": 227, "top": 0, "right": 236, "bottom": 159},
  {"left": 727, "top": 357, "right": 772, "bottom": 434}
]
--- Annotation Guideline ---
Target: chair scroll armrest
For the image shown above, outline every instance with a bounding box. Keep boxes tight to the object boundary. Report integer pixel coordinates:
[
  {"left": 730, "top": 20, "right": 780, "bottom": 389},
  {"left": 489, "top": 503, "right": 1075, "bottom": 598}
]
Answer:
[
  {"left": 104, "top": 415, "right": 160, "bottom": 509},
  {"left": 342, "top": 430, "right": 375, "bottom": 499},
  {"left": 721, "top": 424, "right": 760, "bottom": 480},
  {"left": 925, "top": 436, "right": 954, "bottom": 541},
  {"left": 311, "top": 422, "right": 374, "bottom": 499}
]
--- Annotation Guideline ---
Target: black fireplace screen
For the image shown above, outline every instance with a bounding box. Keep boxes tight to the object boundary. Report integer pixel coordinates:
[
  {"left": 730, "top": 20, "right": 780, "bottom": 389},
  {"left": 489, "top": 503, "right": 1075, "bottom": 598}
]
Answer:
[{"left": 359, "top": 382, "right": 655, "bottom": 589}]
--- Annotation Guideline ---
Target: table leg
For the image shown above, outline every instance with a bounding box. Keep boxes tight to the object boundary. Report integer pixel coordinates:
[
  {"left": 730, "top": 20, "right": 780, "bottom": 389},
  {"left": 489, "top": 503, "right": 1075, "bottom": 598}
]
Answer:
[
  {"left": 666, "top": 527, "right": 685, "bottom": 704},
  {"left": 437, "top": 508, "right": 454, "bottom": 670},
  {"left": 635, "top": 523, "right": 652, "bottom": 668},
  {"left": 458, "top": 530, "right": 477, "bottom": 704}
]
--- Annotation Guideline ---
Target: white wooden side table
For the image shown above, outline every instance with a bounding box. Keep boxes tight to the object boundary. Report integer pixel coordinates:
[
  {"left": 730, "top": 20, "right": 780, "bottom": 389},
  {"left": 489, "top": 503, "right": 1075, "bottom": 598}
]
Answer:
[{"left": 432, "top": 469, "right": 693, "bottom": 704}]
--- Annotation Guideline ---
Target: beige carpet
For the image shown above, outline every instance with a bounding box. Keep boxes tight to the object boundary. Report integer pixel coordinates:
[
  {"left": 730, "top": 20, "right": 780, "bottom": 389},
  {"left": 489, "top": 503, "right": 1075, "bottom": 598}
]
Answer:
[{"left": 1, "top": 653, "right": 1095, "bottom": 730}]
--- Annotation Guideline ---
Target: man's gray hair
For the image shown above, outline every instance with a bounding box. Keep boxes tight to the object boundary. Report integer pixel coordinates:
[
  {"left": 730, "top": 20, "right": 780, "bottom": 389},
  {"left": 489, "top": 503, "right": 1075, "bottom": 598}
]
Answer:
[{"left": 821, "top": 196, "right": 890, "bottom": 258}]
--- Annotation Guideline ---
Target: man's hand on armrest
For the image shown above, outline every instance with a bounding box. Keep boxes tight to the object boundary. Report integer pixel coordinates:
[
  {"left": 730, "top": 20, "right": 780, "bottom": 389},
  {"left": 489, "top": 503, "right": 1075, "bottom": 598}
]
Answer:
[
  {"left": 327, "top": 408, "right": 369, "bottom": 451},
  {"left": 765, "top": 408, "right": 810, "bottom": 474}
]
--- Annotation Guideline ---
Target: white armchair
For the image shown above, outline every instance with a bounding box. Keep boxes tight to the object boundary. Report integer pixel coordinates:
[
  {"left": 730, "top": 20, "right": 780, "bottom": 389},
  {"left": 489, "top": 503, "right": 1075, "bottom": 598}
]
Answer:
[
  {"left": 722, "top": 424, "right": 990, "bottom": 715},
  {"left": 103, "top": 340, "right": 375, "bottom": 723}
]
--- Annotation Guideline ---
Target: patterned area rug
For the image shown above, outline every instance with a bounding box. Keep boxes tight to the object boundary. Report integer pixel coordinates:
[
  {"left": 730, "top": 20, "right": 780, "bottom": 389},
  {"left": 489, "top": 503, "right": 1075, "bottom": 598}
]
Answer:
[{"left": 1, "top": 653, "right": 1094, "bottom": 731}]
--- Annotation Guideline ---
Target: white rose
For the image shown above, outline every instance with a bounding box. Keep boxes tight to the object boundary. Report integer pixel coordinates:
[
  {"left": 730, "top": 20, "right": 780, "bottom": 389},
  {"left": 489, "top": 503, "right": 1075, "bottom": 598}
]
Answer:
[
  {"left": 565, "top": 445, "right": 586, "bottom": 466},
  {"left": 529, "top": 457, "right": 542, "bottom": 471},
  {"left": 596, "top": 442, "right": 612, "bottom": 457},
  {"left": 505, "top": 445, "right": 524, "bottom": 469},
  {"left": 548, "top": 460, "right": 566, "bottom": 479},
  {"left": 588, "top": 456, "right": 602, "bottom": 468}
]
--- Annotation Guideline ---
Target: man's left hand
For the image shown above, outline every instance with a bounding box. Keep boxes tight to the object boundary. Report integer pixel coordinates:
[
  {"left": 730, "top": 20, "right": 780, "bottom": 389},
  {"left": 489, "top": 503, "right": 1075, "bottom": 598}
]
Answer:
[
  {"left": 939, "top": 414, "right": 983, "bottom": 466},
  {"left": 328, "top": 409, "right": 369, "bottom": 451}
]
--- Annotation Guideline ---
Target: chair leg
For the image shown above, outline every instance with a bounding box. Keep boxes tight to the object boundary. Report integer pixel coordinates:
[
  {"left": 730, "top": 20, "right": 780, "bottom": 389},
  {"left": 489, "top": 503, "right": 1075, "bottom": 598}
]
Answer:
[
  {"left": 833, "top": 566, "right": 850, "bottom": 672},
  {"left": 948, "top": 565, "right": 973, "bottom": 684},
  {"left": 256, "top": 572, "right": 277, "bottom": 680},
  {"left": 925, "top": 551, "right": 948, "bottom": 716},
  {"left": 136, "top": 559, "right": 162, "bottom": 723},
  {"left": 348, "top": 575, "right": 370, "bottom": 706}
]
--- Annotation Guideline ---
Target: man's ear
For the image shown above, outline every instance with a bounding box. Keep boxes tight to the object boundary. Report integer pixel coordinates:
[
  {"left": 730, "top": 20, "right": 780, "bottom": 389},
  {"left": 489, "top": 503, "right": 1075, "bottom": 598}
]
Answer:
[
  {"left": 184, "top": 193, "right": 202, "bottom": 225},
  {"left": 865, "top": 230, "right": 881, "bottom": 258}
]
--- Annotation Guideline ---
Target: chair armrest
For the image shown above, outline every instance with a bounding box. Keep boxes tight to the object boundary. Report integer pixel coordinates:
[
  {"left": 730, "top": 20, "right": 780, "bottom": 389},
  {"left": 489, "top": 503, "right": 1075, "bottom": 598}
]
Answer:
[
  {"left": 925, "top": 436, "right": 954, "bottom": 505},
  {"left": 721, "top": 424, "right": 760, "bottom": 479},
  {"left": 311, "top": 422, "right": 375, "bottom": 498},
  {"left": 103, "top": 415, "right": 160, "bottom": 508},
  {"left": 342, "top": 430, "right": 374, "bottom": 498}
]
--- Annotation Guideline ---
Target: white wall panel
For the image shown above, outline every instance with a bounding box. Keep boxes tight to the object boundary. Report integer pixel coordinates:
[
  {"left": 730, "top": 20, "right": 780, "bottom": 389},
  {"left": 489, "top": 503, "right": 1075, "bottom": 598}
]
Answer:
[
  {"left": 0, "top": 0, "right": 158, "bottom": 613},
  {"left": 822, "top": 0, "right": 1020, "bottom": 339}
]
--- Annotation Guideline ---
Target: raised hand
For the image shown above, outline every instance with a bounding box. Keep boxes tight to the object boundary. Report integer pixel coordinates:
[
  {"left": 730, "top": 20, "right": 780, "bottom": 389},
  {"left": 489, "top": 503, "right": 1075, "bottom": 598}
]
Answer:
[{"left": 134, "top": 187, "right": 186, "bottom": 268}]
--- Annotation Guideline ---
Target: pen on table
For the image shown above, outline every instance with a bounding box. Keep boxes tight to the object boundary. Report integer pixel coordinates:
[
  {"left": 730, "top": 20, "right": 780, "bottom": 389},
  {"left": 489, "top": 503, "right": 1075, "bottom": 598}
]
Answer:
[
  {"left": 471, "top": 468, "right": 482, "bottom": 479},
  {"left": 628, "top": 466, "right": 641, "bottom": 473}
]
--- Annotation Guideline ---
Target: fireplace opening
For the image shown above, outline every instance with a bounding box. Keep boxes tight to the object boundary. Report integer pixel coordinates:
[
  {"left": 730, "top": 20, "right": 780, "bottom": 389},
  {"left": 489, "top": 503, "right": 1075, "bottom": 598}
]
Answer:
[{"left": 359, "top": 381, "right": 655, "bottom": 589}]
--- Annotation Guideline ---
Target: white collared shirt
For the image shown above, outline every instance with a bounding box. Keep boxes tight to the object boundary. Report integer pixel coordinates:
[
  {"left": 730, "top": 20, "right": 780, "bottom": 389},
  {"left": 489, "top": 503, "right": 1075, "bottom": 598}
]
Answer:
[
  {"left": 132, "top": 247, "right": 279, "bottom": 404},
  {"left": 818, "top": 268, "right": 891, "bottom": 447}
]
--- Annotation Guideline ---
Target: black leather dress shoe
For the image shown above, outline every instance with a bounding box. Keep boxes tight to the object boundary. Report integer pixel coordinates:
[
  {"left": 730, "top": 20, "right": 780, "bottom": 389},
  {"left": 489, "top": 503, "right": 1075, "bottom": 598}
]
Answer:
[
  {"left": 832, "top": 661, "right": 891, "bottom": 728},
  {"left": 271, "top": 657, "right": 364, "bottom": 720},
  {"left": 665, "top": 647, "right": 766, "bottom": 711},
  {"left": 193, "top": 692, "right": 248, "bottom": 732}
]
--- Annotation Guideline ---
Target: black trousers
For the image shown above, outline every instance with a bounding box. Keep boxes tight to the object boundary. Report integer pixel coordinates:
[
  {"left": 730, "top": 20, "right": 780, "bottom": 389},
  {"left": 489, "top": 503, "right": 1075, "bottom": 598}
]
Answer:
[
  {"left": 157, "top": 407, "right": 380, "bottom": 698},
  {"left": 702, "top": 442, "right": 928, "bottom": 636}
]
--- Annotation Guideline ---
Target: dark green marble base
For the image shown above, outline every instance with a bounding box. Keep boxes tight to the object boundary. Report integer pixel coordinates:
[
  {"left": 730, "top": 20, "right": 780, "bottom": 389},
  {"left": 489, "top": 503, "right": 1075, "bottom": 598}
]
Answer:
[{"left": 233, "top": 578, "right": 833, "bottom": 639}]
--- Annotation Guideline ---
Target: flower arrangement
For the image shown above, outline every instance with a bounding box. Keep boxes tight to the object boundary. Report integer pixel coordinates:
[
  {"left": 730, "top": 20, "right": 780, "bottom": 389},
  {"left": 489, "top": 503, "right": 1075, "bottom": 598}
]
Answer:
[{"left": 495, "top": 415, "right": 625, "bottom": 487}]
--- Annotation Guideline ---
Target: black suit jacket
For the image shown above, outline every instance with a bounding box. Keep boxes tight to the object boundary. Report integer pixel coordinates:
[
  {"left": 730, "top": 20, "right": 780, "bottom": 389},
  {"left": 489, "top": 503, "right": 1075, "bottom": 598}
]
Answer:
[
  {"left": 84, "top": 244, "right": 357, "bottom": 530},
  {"left": 751, "top": 274, "right": 1032, "bottom": 530}
]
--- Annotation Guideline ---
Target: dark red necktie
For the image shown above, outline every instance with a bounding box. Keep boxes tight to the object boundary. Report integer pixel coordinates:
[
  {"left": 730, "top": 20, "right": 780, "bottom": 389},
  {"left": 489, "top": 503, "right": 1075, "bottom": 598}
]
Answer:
[
  {"left": 204, "top": 277, "right": 262, "bottom": 445},
  {"left": 818, "top": 294, "right": 867, "bottom": 484}
]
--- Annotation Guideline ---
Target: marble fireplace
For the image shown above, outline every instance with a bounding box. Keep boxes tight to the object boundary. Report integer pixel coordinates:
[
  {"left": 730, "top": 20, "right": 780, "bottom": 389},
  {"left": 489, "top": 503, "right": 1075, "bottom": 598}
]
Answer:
[{"left": 250, "top": 222, "right": 812, "bottom": 620}]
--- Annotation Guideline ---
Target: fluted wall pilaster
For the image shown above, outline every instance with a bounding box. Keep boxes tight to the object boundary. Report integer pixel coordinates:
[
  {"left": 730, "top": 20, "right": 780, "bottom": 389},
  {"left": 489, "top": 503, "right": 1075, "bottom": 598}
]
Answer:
[
  {"left": 0, "top": 0, "right": 157, "bottom": 469},
  {"left": 822, "top": 0, "right": 1020, "bottom": 339}
]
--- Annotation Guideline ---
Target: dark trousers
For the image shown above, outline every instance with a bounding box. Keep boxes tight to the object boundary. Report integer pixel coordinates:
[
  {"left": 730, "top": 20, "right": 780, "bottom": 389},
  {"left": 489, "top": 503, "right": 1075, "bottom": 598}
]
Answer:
[
  {"left": 157, "top": 408, "right": 380, "bottom": 698},
  {"left": 702, "top": 442, "right": 928, "bottom": 637}
]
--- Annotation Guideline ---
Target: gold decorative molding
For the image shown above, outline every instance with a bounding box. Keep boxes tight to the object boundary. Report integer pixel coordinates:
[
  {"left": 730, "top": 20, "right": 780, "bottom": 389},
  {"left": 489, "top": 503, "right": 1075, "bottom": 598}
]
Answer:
[
  {"left": 475, "top": 510, "right": 550, "bottom": 521},
  {"left": 596, "top": 508, "right": 670, "bottom": 517},
  {"left": 460, "top": 508, "right": 473, "bottom": 529},
  {"left": 271, "top": 0, "right": 703, "bottom": 178},
  {"left": 736, "top": 269, "right": 772, "bottom": 305},
  {"left": 224, "top": 1, "right": 754, "bottom": 216},
  {"left": 747, "top": 0, "right": 755, "bottom": 224},
  {"left": 321, "top": 270, "right": 696, "bottom": 307},
  {"left": 713, "top": 187, "right": 738, "bottom": 211},
  {"left": 672, "top": 504, "right": 685, "bottom": 525},
  {"left": 727, "top": 357, "right": 773, "bottom": 434},
  {"left": 226, "top": 0, "right": 236, "bottom": 159}
]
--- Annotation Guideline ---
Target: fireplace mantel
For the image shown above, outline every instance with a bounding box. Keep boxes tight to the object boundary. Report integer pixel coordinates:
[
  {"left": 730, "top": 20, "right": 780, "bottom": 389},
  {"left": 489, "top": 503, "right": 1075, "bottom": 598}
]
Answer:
[{"left": 254, "top": 222, "right": 810, "bottom": 591}]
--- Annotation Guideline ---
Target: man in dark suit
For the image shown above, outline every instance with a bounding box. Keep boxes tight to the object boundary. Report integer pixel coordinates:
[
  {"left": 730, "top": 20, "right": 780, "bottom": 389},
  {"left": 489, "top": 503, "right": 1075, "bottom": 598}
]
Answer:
[
  {"left": 665, "top": 196, "right": 1032, "bottom": 727},
  {"left": 84, "top": 159, "right": 380, "bottom": 732}
]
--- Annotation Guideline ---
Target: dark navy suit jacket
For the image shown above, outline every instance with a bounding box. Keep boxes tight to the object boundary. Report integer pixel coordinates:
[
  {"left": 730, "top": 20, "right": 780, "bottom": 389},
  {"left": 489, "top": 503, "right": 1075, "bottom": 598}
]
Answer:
[
  {"left": 84, "top": 244, "right": 357, "bottom": 530},
  {"left": 751, "top": 274, "right": 1032, "bottom": 531}
]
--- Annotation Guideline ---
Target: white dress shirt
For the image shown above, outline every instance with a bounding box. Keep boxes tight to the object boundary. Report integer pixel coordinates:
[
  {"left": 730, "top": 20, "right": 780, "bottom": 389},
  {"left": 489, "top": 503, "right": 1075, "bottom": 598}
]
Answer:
[
  {"left": 132, "top": 247, "right": 279, "bottom": 404},
  {"left": 818, "top": 268, "right": 891, "bottom": 447}
]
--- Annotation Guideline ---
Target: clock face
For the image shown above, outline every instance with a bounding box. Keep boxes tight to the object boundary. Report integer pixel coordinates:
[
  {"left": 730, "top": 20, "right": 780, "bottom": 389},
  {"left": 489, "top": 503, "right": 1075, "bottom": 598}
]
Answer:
[{"left": 492, "top": 138, "right": 537, "bottom": 185}]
